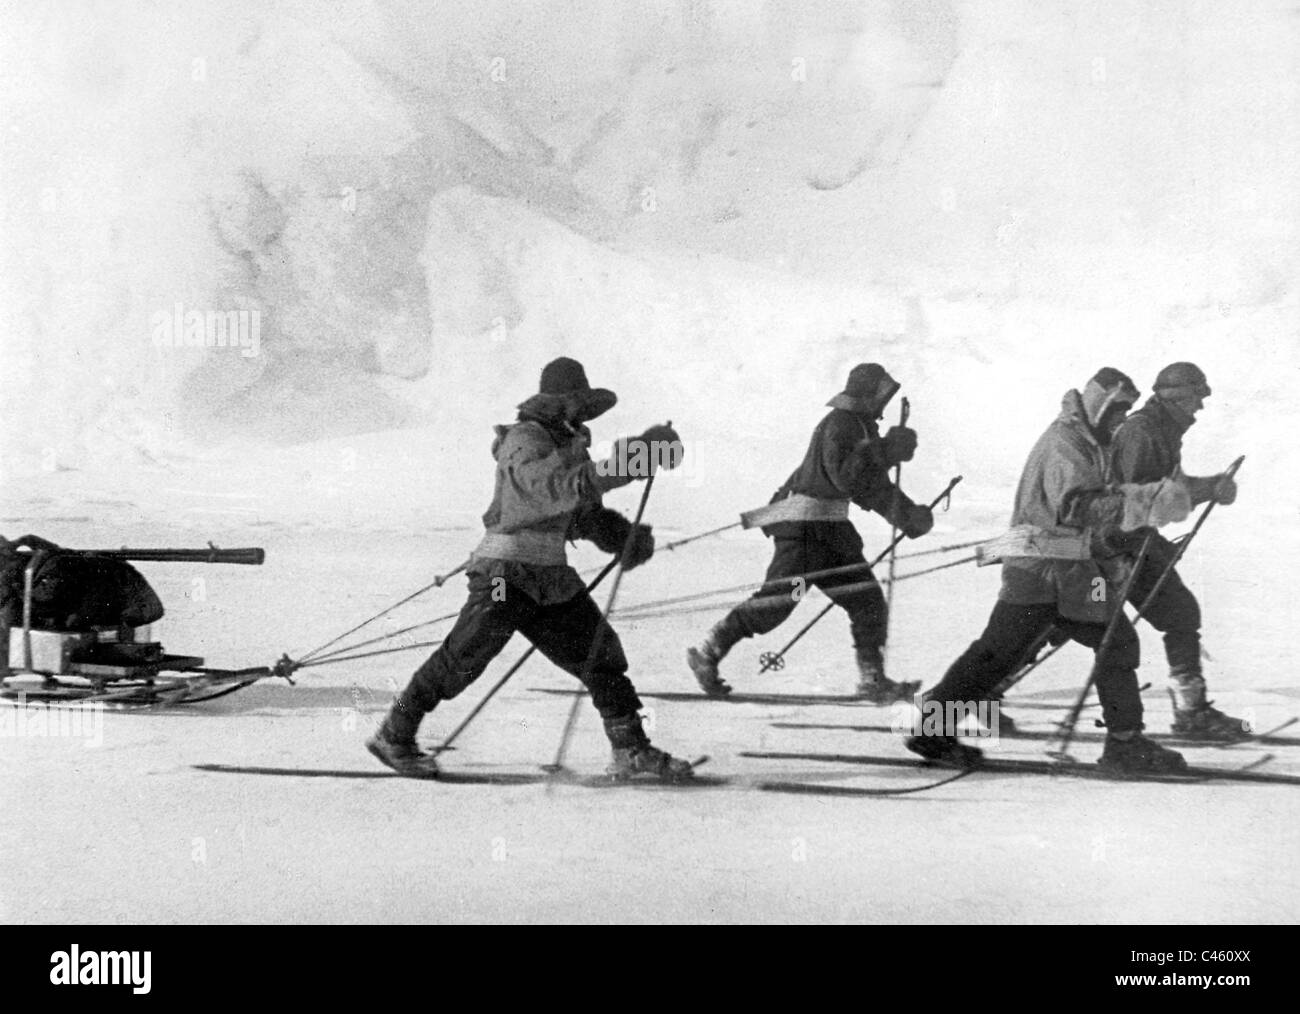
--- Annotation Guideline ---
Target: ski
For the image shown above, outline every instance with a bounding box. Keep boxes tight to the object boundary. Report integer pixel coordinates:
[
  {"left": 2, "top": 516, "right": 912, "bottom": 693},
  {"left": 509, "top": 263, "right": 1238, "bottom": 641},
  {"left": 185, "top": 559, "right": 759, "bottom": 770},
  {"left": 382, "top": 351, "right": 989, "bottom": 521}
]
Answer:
[
  {"left": 760, "top": 768, "right": 976, "bottom": 798},
  {"left": 740, "top": 750, "right": 1300, "bottom": 786},
  {"left": 196, "top": 757, "right": 724, "bottom": 788},
  {"left": 768, "top": 716, "right": 1300, "bottom": 749},
  {"left": 195, "top": 763, "right": 553, "bottom": 785},
  {"left": 531, "top": 687, "right": 875, "bottom": 707}
]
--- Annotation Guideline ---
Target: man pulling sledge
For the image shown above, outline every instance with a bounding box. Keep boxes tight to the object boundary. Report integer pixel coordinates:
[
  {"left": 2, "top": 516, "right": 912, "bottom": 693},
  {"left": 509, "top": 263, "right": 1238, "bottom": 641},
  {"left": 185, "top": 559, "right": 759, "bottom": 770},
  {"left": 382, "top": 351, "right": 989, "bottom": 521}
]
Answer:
[
  {"left": 367, "top": 357, "right": 695, "bottom": 781},
  {"left": 1109, "top": 362, "right": 1245, "bottom": 740},
  {"left": 907, "top": 368, "right": 1194, "bottom": 774},
  {"left": 686, "top": 363, "right": 934, "bottom": 701}
]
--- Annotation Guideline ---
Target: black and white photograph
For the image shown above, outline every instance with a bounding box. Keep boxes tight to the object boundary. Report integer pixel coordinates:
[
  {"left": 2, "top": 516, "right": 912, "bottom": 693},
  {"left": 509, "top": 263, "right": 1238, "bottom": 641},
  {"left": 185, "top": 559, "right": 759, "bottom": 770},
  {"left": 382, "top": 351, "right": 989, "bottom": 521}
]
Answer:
[{"left": 1, "top": 0, "right": 1296, "bottom": 947}]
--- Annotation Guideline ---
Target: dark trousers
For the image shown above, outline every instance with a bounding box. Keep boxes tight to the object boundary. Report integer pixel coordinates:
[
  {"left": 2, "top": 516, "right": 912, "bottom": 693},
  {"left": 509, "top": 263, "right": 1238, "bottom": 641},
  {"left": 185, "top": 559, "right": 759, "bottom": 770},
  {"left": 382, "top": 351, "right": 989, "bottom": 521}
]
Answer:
[
  {"left": 718, "top": 523, "right": 887, "bottom": 650},
  {"left": 1126, "top": 536, "right": 1201, "bottom": 675},
  {"left": 402, "top": 573, "right": 642, "bottom": 720},
  {"left": 928, "top": 599, "right": 1144, "bottom": 733}
]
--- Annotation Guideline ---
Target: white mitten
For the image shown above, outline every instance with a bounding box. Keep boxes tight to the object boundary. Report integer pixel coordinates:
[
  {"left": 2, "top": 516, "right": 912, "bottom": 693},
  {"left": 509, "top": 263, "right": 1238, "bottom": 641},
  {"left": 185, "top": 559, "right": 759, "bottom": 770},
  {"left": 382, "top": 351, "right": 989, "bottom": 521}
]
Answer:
[{"left": 1119, "top": 480, "right": 1191, "bottom": 530}]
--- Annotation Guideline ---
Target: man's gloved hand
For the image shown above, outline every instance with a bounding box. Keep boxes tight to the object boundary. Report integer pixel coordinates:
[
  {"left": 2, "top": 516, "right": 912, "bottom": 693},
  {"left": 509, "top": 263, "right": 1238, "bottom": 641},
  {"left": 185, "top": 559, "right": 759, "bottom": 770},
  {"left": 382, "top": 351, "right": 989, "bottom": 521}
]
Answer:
[
  {"left": 899, "top": 503, "right": 934, "bottom": 539},
  {"left": 881, "top": 426, "right": 918, "bottom": 466},
  {"left": 1184, "top": 475, "right": 1214, "bottom": 506},
  {"left": 635, "top": 423, "right": 684, "bottom": 474},
  {"left": 1212, "top": 473, "right": 1237, "bottom": 506},
  {"left": 623, "top": 524, "right": 655, "bottom": 569},
  {"left": 606, "top": 423, "right": 684, "bottom": 482},
  {"left": 1185, "top": 473, "right": 1238, "bottom": 508},
  {"left": 575, "top": 506, "right": 632, "bottom": 554}
]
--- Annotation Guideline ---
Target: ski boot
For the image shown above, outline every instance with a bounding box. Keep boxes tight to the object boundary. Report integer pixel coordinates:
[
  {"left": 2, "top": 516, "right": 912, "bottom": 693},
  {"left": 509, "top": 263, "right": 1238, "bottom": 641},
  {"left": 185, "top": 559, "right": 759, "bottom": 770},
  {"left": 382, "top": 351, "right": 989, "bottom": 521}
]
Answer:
[
  {"left": 604, "top": 713, "right": 696, "bottom": 782},
  {"left": 1170, "top": 701, "right": 1251, "bottom": 742},
  {"left": 686, "top": 621, "right": 739, "bottom": 698},
  {"left": 366, "top": 697, "right": 441, "bottom": 778},
  {"left": 1167, "top": 672, "right": 1250, "bottom": 742},
  {"left": 1097, "top": 731, "right": 1188, "bottom": 776},
  {"left": 853, "top": 645, "right": 920, "bottom": 704},
  {"left": 366, "top": 729, "right": 441, "bottom": 778},
  {"left": 905, "top": 733, "right": 984, "bottom": 769}
]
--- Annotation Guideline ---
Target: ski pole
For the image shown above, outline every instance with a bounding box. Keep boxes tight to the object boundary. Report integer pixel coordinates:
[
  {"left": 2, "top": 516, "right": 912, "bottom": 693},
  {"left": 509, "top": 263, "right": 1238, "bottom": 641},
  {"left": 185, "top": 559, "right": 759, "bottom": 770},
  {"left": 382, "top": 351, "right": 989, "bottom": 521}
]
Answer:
[
  {"left": 883, "top": 397, "right": 910, "bottom": 665},
  {"left": 1127, "top": 455, "right": 1243, "bottom": 620},
  {"left": 432, "top": 556, "right": 621, "bottom": 755},
  {"left": 896, "top": 536, "right": 990, "bottom": 560},
  {"left": 1004, "top": 455, "right": 1244, "bottom": 704},
  {"left": 433, "top": 560, "right": 469, "bottom": 587},
  {"left": 757, "top": 474, "right": 961, "bottom": 674},
  {"left": 545, "top": 429, "right": 666, "bottom": 778},
  {"left": 660, "top": 521, "right": 741, "bottom": 552},
  {"left": 990, "top": 628, "right": 1063, "bottom": 699},
  {"left": 1049, "top": 530, "right": 1156, "bottom": 759}
]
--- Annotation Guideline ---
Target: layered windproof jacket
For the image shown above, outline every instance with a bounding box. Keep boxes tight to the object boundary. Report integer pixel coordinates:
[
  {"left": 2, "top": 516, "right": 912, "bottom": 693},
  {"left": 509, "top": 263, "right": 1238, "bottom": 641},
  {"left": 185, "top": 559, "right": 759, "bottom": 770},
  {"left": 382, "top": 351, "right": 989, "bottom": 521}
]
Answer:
[
  {"left": 747, "top": 409, "right": 912, "bottom": 540},
  {"left": 1111, "top": 396, "right": 1192, "bottom": 487},
  {"left": 1107, "top": 396, "right": 1206, "bottom": 564},
  {"left": 470, "top": 411, "right": 634, "bottom": 604},
  {"left": 998, "top": 390, "right": 1190, "bottom": 623}
]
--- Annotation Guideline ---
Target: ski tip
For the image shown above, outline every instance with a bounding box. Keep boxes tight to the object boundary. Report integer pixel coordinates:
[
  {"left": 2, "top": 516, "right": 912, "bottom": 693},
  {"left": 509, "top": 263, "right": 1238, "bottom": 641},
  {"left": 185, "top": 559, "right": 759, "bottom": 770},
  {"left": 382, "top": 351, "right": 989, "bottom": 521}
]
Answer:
[{"left": 1235, "top": 753, "right": 1274, "bottom": 773}]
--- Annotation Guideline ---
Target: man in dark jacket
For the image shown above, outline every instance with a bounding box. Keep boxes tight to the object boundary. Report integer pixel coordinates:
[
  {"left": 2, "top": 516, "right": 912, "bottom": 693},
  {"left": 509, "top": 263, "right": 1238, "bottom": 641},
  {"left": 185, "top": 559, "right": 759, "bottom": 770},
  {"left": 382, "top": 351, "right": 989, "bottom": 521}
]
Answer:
[
  {"left": 1110, "top": 362, "right": 1245, "bottom": 740},
  {"left": 686, "top": 363, "right": 934, "bottom": 701},
  {"left": 367, "top": 357, "right": 695, "bottom": 781},
  {"left": 907, "top": 368, "right": 1191, "bottom": 774}
]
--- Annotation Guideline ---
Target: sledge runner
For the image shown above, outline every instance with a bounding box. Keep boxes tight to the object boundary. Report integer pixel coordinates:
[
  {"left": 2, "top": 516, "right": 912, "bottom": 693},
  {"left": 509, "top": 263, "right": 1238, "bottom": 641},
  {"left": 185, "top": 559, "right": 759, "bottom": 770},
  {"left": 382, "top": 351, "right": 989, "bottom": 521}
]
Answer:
[
  {"left": 907, "top": 368, "right": 1192, "bottom": 774},
  {"left": 367, "top": 357, "right": 695, "bottom": 781},
  {"left": 1110, "top": 362, "right": 1246, "bottom": 741},
  {"left": 686, "top": 363, "right": 934, "bottom": 701}
]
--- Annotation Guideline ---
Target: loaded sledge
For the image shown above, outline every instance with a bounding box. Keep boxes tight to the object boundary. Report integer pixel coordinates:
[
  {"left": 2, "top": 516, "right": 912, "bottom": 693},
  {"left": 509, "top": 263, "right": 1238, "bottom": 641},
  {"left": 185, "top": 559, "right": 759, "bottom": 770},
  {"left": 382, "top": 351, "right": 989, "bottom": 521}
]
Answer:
[{"left": 0, "top": 535, "right": 286, "bottom": 705}]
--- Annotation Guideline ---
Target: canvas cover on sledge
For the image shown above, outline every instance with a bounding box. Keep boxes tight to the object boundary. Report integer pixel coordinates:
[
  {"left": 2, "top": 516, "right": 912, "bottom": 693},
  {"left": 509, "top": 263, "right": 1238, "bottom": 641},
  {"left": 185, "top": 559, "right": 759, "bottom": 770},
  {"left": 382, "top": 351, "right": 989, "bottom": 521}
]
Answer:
[{"left": 0, "top": 552, "right": 164, "bottom": 630}]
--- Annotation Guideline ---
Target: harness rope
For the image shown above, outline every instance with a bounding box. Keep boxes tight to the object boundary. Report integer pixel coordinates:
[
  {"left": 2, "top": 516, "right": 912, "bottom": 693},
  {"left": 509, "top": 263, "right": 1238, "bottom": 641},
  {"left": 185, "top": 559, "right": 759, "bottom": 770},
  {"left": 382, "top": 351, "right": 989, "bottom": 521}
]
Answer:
[
  {"left": 279, "top": 519, "right": 990, "bottom": 676},
  {"left": 280, "top": 552, "right": 980, "bottom": 674}
]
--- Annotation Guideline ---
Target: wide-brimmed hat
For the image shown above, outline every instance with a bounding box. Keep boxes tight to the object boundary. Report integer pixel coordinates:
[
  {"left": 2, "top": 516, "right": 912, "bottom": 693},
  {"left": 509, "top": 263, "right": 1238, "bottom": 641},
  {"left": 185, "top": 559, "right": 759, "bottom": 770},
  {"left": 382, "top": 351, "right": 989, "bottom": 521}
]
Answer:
[
  {"left": 517, "top": 357, "right": 617, "bottom": 422},
  {"left": 826, "top": 363, "right": 901, "bottom": 417},
  {"left": 1153, "top": 362, "right": 1211, "bottom": 398}
]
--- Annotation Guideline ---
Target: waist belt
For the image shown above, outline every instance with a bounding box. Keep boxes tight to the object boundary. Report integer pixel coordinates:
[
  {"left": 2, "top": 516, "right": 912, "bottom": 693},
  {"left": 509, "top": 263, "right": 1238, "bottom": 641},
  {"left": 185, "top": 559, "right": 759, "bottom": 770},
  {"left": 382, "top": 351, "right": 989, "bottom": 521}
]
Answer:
[
  {"left": 740, "top": 493, "right": 851, "bottom": 530},
  {"left": 472, "top": 530, "right": 568, "bottom": 567},
  {"left": 976, "top": 525, "right": 1091, "bottom": 566}
]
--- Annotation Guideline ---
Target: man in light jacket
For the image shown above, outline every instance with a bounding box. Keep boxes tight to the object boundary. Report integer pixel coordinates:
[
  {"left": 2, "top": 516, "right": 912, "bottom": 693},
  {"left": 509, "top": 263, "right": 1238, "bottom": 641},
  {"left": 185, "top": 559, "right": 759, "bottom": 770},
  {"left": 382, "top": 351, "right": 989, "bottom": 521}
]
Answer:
[
  {"left": 908, "top": 368, "right": 1192, "bottom": 774},
  {"left": 368, "top": 357, "right": 695, "bottom": 781}
]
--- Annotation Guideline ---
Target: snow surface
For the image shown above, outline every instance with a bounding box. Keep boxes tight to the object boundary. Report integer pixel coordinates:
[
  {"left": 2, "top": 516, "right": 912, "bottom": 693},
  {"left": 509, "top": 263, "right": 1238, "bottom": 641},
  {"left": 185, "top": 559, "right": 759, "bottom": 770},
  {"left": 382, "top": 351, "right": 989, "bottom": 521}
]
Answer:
[
  {"left": 3, "top": 512, "right": 1298, "bottom": 924},
  {"left": 1, "top": 0, "right": 1298, "bottom": 922}
]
